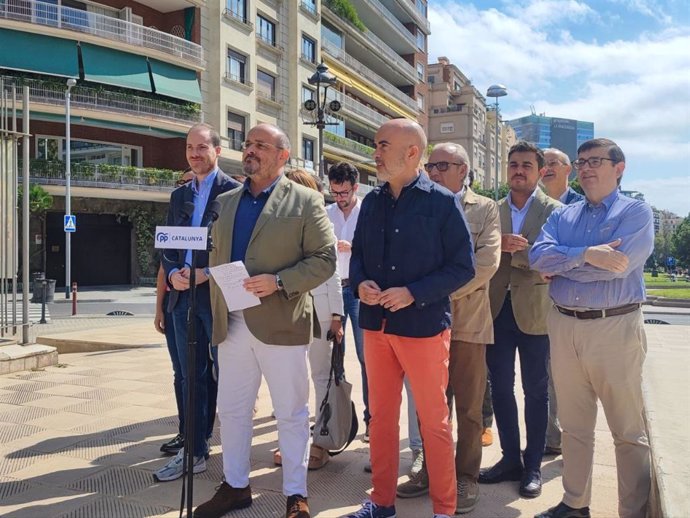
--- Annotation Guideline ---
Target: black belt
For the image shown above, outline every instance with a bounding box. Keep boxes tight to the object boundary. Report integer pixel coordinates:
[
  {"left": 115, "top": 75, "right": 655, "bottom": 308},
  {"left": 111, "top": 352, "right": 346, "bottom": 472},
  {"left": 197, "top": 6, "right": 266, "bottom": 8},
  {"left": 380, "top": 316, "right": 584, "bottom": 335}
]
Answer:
[
  {"left": 341, "top": 278, "right": 350, "bottom": 288},
  {"left": 555, "top": 303, "right": 640, "bottom": 320}
]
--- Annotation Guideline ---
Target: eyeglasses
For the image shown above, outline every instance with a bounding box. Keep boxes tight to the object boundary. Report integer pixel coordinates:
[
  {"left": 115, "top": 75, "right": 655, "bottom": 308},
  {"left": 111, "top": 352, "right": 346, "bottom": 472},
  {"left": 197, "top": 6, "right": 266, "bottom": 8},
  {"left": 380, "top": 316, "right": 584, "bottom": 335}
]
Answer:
[
  {"left": 572, "top": 157, "right": 617, "bottom": 170},
  {"left": 424, "top": 161, "right": 464, "bottom": 173},
  {"left": 240, "top": 140, "right": 283, "bottom": 151},
  {"left": 544, "top": 159, "right": 566, "bottom": 168},
  {"left": 330, "top": 188, "right": 353, "bottom": 198}
]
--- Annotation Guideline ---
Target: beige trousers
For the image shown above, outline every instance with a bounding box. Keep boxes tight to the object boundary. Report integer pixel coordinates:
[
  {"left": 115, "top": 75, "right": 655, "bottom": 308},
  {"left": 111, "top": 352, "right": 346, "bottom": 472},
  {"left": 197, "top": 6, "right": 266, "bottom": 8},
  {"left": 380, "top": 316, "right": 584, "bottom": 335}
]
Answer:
[{"left": 547, "top": 306, "right": 650, "bottom": 518}]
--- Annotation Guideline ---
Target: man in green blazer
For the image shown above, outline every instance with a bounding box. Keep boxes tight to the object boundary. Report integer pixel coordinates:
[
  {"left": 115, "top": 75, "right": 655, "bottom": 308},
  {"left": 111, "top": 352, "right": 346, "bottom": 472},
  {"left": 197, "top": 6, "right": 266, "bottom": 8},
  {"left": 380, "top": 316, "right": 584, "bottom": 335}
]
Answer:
[
  {"left": 479, "top": 141, "right": 560, "bottom": 500},
  {"left": 194, "top": 123, "right": 336, "bottom": 518}
]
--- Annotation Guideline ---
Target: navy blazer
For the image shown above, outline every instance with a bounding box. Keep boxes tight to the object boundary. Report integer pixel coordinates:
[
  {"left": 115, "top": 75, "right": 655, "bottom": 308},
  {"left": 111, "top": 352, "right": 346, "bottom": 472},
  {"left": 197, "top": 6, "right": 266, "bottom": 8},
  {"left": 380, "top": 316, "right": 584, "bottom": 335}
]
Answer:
[
  {"left": 564, "top": 187, "right": 585, "bottom": 205},
  {"left": 349, "top": 173, "right": 475, "bottom": 338},
  {"left": 162, "top": 170, "right": 241, "bottom": 311}
]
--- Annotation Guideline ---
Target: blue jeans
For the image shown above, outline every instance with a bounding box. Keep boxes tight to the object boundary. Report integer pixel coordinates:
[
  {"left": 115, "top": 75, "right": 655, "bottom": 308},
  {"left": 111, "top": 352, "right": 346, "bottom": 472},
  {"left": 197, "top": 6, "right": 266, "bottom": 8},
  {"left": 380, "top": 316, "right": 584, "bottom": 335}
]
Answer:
[
  {"left": 172, "top": 290, "right": 215, "bottom": 457},
  {"left": 342, "top": 285, "right": 370, "bottom": 424},
  {"left": 486, "top": 298, "right": 549, "bottom": 472}
]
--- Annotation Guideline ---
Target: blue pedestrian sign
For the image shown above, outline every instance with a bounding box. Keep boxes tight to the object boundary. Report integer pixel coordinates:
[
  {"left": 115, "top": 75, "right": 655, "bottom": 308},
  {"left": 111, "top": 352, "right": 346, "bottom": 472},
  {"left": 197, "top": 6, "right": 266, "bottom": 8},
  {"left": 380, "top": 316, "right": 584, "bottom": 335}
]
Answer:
[{"left": 64, "top": 215, "right": 76, "bottom": 233}]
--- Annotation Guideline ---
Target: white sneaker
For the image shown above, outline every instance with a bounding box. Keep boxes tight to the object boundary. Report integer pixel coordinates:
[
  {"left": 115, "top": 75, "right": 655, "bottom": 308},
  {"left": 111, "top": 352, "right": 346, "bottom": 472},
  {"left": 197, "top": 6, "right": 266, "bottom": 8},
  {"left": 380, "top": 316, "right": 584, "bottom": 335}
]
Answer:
[
  {"left": 153, "top": 448, "right": 206, "bottom": 482},
  {"left": 433, "top": 515, "right": 452, "bottom": 518}
]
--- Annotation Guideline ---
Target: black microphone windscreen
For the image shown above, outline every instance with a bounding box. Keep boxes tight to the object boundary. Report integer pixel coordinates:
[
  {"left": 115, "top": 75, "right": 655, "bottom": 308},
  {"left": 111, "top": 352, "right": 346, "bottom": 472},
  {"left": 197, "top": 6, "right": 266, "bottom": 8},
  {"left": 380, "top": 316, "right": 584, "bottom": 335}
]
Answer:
[
  {"left": 207, "top": 200, "right": 221, "bottom": 222},
  {"left": 181, "top": 201, "right": 195, "bottom": 220}
]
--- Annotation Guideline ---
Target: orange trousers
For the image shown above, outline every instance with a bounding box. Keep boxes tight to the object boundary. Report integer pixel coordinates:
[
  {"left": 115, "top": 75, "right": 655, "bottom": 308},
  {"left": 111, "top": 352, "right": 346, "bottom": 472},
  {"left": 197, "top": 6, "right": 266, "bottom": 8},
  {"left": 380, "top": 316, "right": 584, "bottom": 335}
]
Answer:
[{"left": 364, "top": 328, "right": 456, "bottom": 515}]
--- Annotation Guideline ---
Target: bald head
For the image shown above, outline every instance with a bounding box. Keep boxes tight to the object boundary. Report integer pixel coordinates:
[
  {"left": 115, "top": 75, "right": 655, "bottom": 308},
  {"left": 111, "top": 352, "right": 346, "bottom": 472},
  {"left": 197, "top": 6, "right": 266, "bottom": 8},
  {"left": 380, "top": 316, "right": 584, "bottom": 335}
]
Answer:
[
  {"left": 373, "top": 118, "right": 428, "bottom": 194},
  {"left": 382, "top": 118, "right": 427, "bottom": 151}
]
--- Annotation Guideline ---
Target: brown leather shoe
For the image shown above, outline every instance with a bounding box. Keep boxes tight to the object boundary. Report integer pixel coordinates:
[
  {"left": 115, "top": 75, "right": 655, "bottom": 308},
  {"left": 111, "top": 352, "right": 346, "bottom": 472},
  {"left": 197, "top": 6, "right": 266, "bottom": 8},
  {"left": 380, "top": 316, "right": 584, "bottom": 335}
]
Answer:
[
  {"left": 194, "top": 482, "right": 252, "bottom": 518},
  {"left": 286, "top": 494, "right": 310, "bottom": 518},
  {"left": 481, "top": 427, "right": 493, "bottom": 447},
  {"left": 307, "top": 445, "right": 330, "bottom": 470}
]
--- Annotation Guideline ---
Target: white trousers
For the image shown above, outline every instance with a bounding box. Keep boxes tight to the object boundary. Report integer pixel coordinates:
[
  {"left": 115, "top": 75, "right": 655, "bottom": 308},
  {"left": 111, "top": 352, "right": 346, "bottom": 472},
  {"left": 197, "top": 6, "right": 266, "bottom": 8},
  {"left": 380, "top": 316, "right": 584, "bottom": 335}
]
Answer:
[
  {"left": 217, "top": 311, "right": 310, "bottom": 496},
  {"left": 308, "top": 320, "right": 333, "bottom": 417}
]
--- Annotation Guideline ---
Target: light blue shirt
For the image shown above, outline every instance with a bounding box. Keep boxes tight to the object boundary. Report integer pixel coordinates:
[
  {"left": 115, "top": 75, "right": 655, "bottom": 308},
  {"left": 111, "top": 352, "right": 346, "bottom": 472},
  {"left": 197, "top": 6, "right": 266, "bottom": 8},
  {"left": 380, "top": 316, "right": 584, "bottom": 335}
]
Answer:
[
  {"left": 184, "top": 170, "right": 218, "bottom": 267},
  {"left": 507, "top": 188, "right": 537, "bottom": 233},
  {"left": 529, "top": 189, "right": 654, "bottom": 309}
]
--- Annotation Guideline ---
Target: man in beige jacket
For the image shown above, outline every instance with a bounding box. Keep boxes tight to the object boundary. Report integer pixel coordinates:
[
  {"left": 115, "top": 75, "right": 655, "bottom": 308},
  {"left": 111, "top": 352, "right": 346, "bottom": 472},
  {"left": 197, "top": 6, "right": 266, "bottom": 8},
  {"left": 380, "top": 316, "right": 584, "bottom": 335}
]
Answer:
[{"left": 396, "top": 143, "right": 501, "bottom": 514}]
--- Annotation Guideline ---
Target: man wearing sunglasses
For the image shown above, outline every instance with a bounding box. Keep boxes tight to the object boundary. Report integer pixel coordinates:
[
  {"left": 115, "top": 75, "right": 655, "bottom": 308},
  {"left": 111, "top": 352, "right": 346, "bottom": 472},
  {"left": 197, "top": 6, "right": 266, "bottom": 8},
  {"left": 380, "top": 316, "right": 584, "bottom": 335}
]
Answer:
[
  {"left": 396, "top": 143, "right": 501, "bottom": 514},
  {"left": 530, "top": 139, "right": 653, "bottom": 518},
  {"left": 540, "top": 148, "right": 584, "bottom": 206}
]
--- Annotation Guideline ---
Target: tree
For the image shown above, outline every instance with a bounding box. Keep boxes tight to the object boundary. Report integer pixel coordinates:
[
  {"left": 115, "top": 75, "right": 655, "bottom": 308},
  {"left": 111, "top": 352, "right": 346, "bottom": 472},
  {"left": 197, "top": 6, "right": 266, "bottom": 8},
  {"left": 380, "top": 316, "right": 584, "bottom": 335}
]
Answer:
[
  {"left": 671, "top": 215, "right": 690, "bottom": 267},
  {"left": 18, "top": 185, "right": 54, "bottom": 273},
  {"left": 472, "top": 182, "right": 510, "bottom": 200}
]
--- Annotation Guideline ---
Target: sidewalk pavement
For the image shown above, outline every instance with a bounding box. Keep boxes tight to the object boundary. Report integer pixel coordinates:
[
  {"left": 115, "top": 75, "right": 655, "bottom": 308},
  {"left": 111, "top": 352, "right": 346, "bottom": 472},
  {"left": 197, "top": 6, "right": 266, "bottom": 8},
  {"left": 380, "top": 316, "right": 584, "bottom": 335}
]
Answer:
[{"left": 0, "top": 318, "right": 629, "bottom": 518}]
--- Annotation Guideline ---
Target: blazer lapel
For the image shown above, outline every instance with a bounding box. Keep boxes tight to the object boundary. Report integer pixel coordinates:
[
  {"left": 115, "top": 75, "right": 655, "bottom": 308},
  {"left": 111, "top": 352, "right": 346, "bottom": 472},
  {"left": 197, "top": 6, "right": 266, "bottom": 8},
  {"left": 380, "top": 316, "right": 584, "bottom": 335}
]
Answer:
[
  {"left": 499, "top": 199, "right": 512, "bottom": 234},
  {"left": 217, "top": 191, "right": 241, "bottom": 262},
  {"left": 520, "top": 189, "right": 548, "bottom": 241}
]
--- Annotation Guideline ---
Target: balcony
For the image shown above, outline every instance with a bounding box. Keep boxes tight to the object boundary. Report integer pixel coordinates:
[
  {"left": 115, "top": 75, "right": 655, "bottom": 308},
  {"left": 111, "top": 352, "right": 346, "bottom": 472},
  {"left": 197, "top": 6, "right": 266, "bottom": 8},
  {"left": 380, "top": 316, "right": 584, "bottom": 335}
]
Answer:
[
  {"left": 21, "top": 160, "right": 178, "bottom": 192},
  {"left": 222, "top": 8, "right": 253, "bottom": 33},
  {"left": 331, "top": 92, "right": 390, "bottom": 129},
  {"left": 322, "top": 41, "right": 418, "bottom": 113},
  {"left": 352, "top": 0, "right": 417, "bottom": 51},
  {"left": 2, "top": 75, "right": 201, "bottom": 124},
  {"left": 324, "top": 131, "right": 374, "bottom": 160},
  {"left": 0, "top": 0, "right": 204, "bottom": 67}
]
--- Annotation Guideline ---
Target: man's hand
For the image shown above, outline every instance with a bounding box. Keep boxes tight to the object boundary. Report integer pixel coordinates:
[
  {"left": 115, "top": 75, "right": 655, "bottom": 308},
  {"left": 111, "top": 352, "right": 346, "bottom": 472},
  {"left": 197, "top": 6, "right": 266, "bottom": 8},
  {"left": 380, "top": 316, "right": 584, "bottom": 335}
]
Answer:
[
  {"left": 379, "top": 287, "right": 414, "bottom": 312},
  {"left": 194, "top": 268, "right": 209, "bottom": 285},
  {"left": 584, "top": 239, "right": 629, "bottom": 273},
  {"left": 329, "top": 318, "right": 344, "bottom": 343},
  {"left": 337, "top": 240, "right": 352, "bottom": 253},
  {"left": 502, "top": 233, "right": 529, "bottom": 253},
  {"left": 540, "top": 273, "right": 555, "bottom": 283},
  {"left": 244, "top": 274, "right": 279, "bottom": 298},
  {"left": 358, "top": 280, "right": 382, "bottom": 306},
  {"left": 154, "top": 309, "right": 165, "bottom": 334},
  {"left": 170, "top": 268, "right": 191, "bottom": 291}
]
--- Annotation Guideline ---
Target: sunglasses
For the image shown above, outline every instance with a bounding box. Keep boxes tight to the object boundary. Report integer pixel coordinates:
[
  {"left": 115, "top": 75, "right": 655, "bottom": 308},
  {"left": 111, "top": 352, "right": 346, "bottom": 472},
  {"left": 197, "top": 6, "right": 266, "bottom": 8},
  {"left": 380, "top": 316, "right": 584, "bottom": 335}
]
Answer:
[{"left": 424, "top": 161, "right": 464, "bottom": 173}]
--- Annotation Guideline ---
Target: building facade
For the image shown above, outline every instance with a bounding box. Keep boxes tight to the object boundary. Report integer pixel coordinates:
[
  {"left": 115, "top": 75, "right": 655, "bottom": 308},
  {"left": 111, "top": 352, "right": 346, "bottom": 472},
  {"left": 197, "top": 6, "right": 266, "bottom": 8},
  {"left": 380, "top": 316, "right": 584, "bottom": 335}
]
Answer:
[
  {"left": 507, "top": 113, "right": 594, "bottom": 161},
  {"left": 1, "top": 0, "right": 204, "bottom": 286}
]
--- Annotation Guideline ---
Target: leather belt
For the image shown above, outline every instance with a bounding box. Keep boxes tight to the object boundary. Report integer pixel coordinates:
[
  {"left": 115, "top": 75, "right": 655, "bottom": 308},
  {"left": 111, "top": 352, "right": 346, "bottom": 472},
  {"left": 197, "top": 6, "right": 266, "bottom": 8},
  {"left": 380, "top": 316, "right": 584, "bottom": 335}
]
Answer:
[
  {"left": 341, "top": 278, "right": 350, "bottom": 288},
  {"left": 555, "top": 303, "right": 640, "bottom": 320}
]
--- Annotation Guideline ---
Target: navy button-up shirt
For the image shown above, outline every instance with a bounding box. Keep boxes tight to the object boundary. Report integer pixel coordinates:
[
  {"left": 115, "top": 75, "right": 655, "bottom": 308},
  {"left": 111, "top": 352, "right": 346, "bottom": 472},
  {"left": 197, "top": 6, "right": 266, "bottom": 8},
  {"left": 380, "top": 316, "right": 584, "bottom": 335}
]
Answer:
[
  {"left": 350, "top": 173, "right": 476, "bottom": 338},
  {"left": 231, "top": 176, "right": 281, "bottom": 262}
]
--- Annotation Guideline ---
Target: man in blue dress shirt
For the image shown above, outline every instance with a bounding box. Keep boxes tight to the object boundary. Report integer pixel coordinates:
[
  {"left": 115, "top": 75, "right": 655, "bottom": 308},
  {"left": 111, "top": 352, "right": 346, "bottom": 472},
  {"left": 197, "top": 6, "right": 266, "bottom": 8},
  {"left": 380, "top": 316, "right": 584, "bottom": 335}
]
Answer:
[{"left": 530, "top": 138, "right": 654, "bottom": 518}]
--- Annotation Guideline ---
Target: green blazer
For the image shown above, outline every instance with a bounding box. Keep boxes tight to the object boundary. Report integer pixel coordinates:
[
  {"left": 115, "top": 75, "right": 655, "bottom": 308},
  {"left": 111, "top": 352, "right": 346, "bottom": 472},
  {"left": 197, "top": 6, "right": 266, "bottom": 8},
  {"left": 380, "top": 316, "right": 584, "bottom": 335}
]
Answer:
[
  {"left": 489, "top": 188, "right": 561, "bottom": 335},
  {"left": 208, "top": 175, "right": 336, "bottom": 346}
]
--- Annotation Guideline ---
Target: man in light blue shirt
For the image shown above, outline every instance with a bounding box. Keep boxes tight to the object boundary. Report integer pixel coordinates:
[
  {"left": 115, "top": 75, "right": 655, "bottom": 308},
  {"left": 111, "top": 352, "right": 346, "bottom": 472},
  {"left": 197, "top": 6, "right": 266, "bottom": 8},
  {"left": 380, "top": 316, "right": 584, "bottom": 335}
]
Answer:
[{"left": 530, "top": 138, "right": 653, "bottom": 518}]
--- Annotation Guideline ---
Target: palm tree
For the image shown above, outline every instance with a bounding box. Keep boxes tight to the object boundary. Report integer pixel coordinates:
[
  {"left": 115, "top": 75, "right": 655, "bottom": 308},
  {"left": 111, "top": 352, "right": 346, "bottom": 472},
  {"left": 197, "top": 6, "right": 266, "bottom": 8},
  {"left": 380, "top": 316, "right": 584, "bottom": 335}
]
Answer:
[{"left": 18, "top": 185, "right": 54, "bottom": 273}]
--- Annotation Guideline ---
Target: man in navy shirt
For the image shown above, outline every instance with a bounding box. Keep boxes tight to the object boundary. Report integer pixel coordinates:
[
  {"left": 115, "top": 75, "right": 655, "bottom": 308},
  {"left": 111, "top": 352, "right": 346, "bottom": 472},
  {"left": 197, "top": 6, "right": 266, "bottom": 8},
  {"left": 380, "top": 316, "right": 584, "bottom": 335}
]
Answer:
[{"left": 346, "top": 119, "right": 475, "bottom": 518}]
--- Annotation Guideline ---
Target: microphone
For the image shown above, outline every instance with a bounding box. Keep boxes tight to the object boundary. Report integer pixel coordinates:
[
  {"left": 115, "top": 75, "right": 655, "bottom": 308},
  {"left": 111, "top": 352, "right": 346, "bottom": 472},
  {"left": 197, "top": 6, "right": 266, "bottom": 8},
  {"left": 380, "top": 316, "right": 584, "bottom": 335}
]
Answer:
[
  {"left": 177, "top": 201, "right": 195, "bottom": 225},
  {"left": 206, "top": 200, "right": 221, "bottom": 230}
]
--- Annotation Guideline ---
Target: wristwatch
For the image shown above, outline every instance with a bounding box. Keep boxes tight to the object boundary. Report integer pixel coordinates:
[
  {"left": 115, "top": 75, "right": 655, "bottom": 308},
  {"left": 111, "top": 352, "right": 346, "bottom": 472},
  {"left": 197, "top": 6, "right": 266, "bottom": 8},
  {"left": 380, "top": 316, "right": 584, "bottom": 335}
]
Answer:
[
  {"left": 203, "top": 267, "right": 211, "bottom": 277},
  {"left": 331, "top": 314, "right": 342, "bottom": 321},
  {"left": 275, "top": 274, "right": 285, "bottom": 291}
]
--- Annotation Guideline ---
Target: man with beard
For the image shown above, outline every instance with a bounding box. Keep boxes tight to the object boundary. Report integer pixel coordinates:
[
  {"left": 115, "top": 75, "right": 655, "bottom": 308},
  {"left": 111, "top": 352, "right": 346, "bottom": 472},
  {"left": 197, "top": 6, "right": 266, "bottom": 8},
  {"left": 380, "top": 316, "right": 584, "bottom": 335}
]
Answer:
[
  {"left": 346, "top": 119, "right": 475, "bottom": 518},
  {"left": 479, "top": 141, "right": 560, "bottom": 499},
  {"left": 194, "top": 123, "right": 335, "bottom": 518}
]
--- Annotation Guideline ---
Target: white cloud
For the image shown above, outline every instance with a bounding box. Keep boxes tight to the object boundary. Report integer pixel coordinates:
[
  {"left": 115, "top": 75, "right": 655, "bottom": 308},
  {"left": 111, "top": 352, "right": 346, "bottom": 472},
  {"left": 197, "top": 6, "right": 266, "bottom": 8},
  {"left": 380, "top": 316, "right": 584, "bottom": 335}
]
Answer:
[{"left": 623, "top": 177, "right": 690, "bottom": 216}]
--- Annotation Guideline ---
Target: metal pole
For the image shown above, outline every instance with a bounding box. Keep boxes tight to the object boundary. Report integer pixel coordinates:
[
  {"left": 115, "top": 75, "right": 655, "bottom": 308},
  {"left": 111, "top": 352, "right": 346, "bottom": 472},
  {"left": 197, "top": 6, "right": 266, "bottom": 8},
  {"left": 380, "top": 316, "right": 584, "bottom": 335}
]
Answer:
[
  {"left": 22, "top": 86, "right": 30, "bottom": 343},
  {"left": 317, "top": 82, "right": 325, "bottom": 181},
  {"left": 494, "top": 98, "right": 500, "bottom": 201},
  {"left": 65, "top": 84, "right": 72, "bottom": 299}
]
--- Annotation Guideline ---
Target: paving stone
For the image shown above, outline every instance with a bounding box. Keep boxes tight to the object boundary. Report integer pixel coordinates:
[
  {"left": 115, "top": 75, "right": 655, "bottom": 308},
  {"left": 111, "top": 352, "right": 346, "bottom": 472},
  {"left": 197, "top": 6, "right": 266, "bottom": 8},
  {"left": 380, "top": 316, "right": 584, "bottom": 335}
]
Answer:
[{"left": 0, "top": 406, "right": 59, "bottom": 424}]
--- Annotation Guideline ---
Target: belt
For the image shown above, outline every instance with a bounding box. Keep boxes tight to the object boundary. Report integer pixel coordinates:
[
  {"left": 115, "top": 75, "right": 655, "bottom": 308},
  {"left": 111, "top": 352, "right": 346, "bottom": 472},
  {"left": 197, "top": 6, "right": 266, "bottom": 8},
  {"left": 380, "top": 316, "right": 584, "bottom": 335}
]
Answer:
[
  {"left": 555, "top": 303, "right": 640, "bottom": 320},
  {"left": 341, "top": 279, "right": 350, "bottom": 288}
]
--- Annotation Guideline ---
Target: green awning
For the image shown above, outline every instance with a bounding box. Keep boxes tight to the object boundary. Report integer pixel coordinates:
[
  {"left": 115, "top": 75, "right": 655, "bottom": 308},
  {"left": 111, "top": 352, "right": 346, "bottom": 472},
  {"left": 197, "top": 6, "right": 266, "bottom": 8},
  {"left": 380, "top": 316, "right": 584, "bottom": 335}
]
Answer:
[
  {"left": 80, "top": 43, "right": 153, "bottom": 94},
  {"left": 149, "top": 58, "right": 201, "bottom": 103},
  {"left": 0, "top": 28, "right": 78, "bottom": 77}
]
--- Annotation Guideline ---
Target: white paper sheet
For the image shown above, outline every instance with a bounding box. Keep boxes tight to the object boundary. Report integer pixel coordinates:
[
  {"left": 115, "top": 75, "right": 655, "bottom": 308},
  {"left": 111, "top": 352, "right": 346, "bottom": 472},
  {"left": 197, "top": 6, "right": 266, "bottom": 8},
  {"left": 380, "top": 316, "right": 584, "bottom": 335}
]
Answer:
[{"left": 208, "top": 261, "right": 261, "bottom": 312}]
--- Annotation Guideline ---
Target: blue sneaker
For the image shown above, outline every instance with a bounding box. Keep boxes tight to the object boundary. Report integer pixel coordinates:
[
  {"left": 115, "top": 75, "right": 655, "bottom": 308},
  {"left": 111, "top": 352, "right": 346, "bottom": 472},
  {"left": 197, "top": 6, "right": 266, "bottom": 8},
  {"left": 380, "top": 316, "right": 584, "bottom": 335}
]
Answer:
[{"left": 346, "top": 500, "right": 396, "bottom": 518}]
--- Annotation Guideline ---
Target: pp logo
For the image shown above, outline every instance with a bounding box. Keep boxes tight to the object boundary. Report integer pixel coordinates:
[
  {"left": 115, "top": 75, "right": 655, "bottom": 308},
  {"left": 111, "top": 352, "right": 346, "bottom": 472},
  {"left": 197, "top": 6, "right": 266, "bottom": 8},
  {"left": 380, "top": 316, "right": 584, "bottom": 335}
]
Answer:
[{"left": 156, "top": 232, "right": 169, "bottom": 243}]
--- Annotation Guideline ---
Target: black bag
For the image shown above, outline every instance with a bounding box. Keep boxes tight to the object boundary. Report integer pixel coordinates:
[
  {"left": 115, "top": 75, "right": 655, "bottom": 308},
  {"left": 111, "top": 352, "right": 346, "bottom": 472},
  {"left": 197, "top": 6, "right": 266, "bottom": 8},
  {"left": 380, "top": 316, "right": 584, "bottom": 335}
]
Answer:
[{"left": 312, "top": 332, "right": 359, "bottom": 455}]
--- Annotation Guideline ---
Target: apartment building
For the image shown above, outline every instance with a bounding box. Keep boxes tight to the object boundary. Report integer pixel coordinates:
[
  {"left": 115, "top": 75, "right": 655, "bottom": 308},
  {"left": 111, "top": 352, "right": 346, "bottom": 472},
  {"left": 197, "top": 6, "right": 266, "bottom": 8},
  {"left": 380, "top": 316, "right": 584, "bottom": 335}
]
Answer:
[
  {"left": 507, "top": 113, "right": 594, "bottom": 161},
  {"left": 427, "top": 56, "right": 514, "bottom": 190},
  {"left": 1, "top": 0, "right": 204, "bottom": 285}
]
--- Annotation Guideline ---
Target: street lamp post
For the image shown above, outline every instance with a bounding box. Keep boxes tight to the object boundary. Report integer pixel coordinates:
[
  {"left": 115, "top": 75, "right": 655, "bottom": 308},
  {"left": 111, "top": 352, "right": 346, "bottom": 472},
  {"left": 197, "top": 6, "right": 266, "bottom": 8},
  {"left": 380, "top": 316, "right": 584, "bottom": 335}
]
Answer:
[
  {"left": 65, "top": 78, "right": 76, "bottom": 298},
  {"left": 486, "top": 84, "right": 507, "bottom": 201},
  {"left": 304, "top": 63, "right": 340, "bottom": 181}
]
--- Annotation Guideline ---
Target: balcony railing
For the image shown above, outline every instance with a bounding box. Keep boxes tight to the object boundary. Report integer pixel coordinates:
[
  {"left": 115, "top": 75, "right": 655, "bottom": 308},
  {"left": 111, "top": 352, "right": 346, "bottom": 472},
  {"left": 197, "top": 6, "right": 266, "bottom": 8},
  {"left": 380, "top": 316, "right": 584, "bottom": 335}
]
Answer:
[
  {"left": 322, "top": 41, "right": 418, "bottom": 113},
  {"left": 331, "top": 92, "right": 390, "bottom": 127},
  {"left": 359, "top": 0, "right": 416, "bottom": 49},
  {"left": 2, "top": 76, "right": 201, "bottom": 123},
  {"left": 0, "top": 0, "right": 203, "bottom": 65},
  {"left": 20, "top": 160, "right": 178, "bottom": 191},
  {"left": 324, "top": 131, "right": 374, "bottom": 159},
  {"left": 222, "top": 8, "right": 253, "bottom": 31},
  {"left": 361, "top": 28, "right": 416, "bottom": 82},
  {"left": 392, "top": 0, "right": 430, "bottom": 33}
]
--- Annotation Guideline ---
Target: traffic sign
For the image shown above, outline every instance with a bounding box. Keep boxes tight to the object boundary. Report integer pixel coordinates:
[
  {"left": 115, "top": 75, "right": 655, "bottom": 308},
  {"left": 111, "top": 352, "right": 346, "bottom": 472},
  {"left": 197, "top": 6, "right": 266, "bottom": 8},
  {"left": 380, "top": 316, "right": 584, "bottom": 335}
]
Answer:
[{"left": 64, "top": 215, "right": 76, "bottom": 233}]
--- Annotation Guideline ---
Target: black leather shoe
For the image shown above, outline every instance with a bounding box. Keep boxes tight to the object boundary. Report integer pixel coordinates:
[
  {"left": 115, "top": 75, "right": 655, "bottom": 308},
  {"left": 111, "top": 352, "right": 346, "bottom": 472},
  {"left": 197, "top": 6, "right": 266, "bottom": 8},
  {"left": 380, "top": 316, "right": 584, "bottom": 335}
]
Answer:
[
  {"left": 160, "top": 433, "right": 184, "bottom": 455},
  {"left": 519, "top": 469, "right": 542, "bottom": 498},
  {"left": 478, "top": 459, "right": 523, "bottom": 484},
  {"left": 534, "top": 501, "right": 591, "bottom": 518}
]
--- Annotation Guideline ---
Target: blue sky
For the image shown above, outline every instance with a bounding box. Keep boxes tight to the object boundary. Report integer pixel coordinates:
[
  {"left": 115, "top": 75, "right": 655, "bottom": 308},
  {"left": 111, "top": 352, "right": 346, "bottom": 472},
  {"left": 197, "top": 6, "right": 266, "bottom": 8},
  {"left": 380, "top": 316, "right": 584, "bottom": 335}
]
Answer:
[{"left": 427, "top": 0, "right": 690, "bottom": 216}]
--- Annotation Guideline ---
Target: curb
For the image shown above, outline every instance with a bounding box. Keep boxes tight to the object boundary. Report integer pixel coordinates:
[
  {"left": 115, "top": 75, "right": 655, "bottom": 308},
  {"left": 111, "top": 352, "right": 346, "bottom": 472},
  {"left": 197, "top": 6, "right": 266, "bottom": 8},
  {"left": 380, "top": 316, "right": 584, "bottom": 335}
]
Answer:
[{"left": 644, "top": 297, "right": 690, "bottom": 308}]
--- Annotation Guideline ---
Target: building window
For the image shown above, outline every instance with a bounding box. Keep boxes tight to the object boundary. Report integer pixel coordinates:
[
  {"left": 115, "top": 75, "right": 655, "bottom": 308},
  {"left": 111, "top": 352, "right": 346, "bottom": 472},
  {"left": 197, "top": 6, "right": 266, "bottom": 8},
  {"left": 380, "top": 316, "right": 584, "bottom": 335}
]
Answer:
[
  {"left": 416, "top": 29, "right": 426, "bottom": 51},
  {"left": 303, "top": 138, "right": 314, "bottom": 162},
  {"left": 301, "top": 35, "right": 316, "bottom": 63},
  {"left": 416, "top": 93, "right": 424, "bottom": 111},
  {"left": 416, "top": 0, "right": 427, "bottom": 17},
  {"left": 227, "top": 111, "right": 246, "bottom": 151},
  {"left": 257, "top": 15, "right": 276, "bottom": 46},
  {"left": 302, "top": 86, "right": 315, "bottom": 103},
  {"left": 227, "top": 49, "right": 247, "bottom": 84},
  {"left": 37, "top": 136, "right": 142, "bottom": 166},
  {"left": 301, "top": 0, "right": 317, "bottom": 15},
  {"left": 227, "top": 0, "right": 246, "bottom": 21},
  {"left": 416, "top": 62, "right": 424, "bottom": 82},
  {"left": 428, "top": 75, "right": 435, "bottom": 84},
  {"left": 257, "top": 70, "right": 276, "bottom": 101},
  {"left": 454, "top": 80, "right": 462, "bottom": 91},
  {"left": 322, "top": 21, "right": 343, "bottom": 49}
]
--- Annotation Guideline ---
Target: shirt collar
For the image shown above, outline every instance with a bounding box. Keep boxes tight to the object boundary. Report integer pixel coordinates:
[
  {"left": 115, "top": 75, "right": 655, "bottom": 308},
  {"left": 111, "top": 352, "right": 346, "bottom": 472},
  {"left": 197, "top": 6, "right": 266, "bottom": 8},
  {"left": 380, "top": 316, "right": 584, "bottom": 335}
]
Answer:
[
  {"left": 507, "top": 188, "right": 538, "bottom": 213},
  {"left": 243, "top": 174, "right": 282, "bottom": 196},
  {"left": 586, "top": 188, "right": 619, "bottom": 210},
  {"left": 191, "top": 169, "right": 218, "bottom": 194}
]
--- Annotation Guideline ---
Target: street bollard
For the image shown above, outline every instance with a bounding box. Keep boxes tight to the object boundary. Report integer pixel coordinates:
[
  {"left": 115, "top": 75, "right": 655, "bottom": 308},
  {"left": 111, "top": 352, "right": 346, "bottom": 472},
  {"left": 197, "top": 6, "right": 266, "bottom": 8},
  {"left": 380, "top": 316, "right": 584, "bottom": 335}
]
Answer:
[
  {"left": 39, "top": 279, "right": 47, "bottom": 324},
  {"left": 72, "top": 282, "right": 78, "bottom": 316}
]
